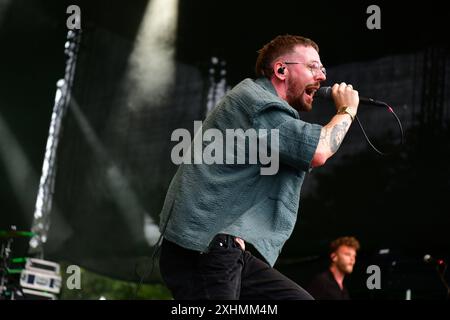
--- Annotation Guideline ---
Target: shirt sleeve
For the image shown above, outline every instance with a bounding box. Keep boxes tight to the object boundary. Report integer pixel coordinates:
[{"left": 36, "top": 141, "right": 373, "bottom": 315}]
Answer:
[{"left": 253, "top": 104, "right": 322, "bottom": 171}]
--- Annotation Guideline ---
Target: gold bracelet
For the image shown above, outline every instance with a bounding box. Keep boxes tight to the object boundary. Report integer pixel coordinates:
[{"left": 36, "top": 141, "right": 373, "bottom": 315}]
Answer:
[{"left": 337, "top": 106, "right": 355, "bottom": 121}]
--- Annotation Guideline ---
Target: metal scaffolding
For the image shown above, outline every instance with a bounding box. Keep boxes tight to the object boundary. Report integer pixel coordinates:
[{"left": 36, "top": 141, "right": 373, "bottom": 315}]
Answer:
[{"left": 28, "top": 30, "right": 81, "bottom": 258}]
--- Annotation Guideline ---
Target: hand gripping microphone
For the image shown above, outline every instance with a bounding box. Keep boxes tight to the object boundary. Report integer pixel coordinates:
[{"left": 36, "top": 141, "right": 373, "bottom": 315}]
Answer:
[{"left": 316, "top": 86, "right": 387, "bottom": 107}]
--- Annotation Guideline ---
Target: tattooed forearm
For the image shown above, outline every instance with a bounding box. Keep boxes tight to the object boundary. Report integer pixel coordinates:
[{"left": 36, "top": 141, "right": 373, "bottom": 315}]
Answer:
[
  {"left": 318, "top": 120, "right": 351, "bottom": 156},
  {"left": 329, "top": 121, "right": 349, "bottom": 153},
  {"left": 320, "top": 127, "right": 329, "bottom": 141}
]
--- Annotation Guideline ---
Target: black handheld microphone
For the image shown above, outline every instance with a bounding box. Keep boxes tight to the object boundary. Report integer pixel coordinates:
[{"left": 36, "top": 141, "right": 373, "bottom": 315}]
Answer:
[{"left": 316, "top": 86, "right": 387, "bottom": 107}]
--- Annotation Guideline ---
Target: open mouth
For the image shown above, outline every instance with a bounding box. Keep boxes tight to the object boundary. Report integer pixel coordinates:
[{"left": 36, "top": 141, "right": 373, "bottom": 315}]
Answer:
[{"left": 304, "top": 87, "right": 318, "bottom": 99}]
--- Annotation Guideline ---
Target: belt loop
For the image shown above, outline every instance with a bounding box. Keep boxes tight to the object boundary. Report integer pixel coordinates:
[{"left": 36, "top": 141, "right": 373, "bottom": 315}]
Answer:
[{"left": 227, "top": 234, "right": 236, "bottom": 249}]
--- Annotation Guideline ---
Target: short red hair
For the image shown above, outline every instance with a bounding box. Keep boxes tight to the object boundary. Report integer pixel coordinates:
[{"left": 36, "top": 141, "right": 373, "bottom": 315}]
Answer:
[{"left": 255, "top": 34, "right": 319, "bottom": 78}]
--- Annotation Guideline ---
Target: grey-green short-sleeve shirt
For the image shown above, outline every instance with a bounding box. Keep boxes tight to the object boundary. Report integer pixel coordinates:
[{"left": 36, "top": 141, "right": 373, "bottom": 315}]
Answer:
[{"left": 159, "top": 77, "right": 322, "bottom": 266}]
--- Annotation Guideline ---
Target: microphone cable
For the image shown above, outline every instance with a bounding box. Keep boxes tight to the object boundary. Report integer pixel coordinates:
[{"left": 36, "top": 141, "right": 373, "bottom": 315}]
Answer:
[
  {"left": 133, "top": 240, "right": 162, "bottom": 299},
  {"left": 133, "top": 202, "right": 174, "bottom": 299},
  {"left": 354, "top": 102, "right": 404, "bottom": 156},
  {"left": 316, "top": 86, "right": 405, "bottom": 155}
]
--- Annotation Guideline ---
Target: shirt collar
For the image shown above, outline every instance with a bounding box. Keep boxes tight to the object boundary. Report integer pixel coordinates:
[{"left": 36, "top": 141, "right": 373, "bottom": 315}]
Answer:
[{"left": 255, "top": 77, "right": 278, "bottom": 97}]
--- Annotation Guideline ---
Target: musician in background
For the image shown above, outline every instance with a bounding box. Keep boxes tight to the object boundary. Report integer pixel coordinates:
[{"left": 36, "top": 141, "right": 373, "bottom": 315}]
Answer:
[{"left": 307, "top": 236, "right": 360, "bottom": 300}]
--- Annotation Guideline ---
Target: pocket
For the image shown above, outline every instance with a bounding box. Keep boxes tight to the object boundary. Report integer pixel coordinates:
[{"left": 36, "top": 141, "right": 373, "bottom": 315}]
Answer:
[{"left": 198, "top": 240, "right": 242, "bottom": 275}]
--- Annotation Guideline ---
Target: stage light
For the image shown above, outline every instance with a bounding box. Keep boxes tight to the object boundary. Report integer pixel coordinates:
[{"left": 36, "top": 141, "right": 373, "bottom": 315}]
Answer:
[{"left": 123, "top": 0, "right": 179, "bottom": 110}]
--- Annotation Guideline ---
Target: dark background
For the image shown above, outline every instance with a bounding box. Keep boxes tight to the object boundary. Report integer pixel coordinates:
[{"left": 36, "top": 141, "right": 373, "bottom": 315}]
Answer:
[{"left": 1, "top": 0, "right": 449, "bottom": 299}]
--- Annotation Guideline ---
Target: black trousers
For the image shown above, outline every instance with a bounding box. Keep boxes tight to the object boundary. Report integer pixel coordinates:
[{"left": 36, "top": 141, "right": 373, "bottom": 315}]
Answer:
[{"left": 159, "top": 234, "right": 314, "bottom": 300}]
